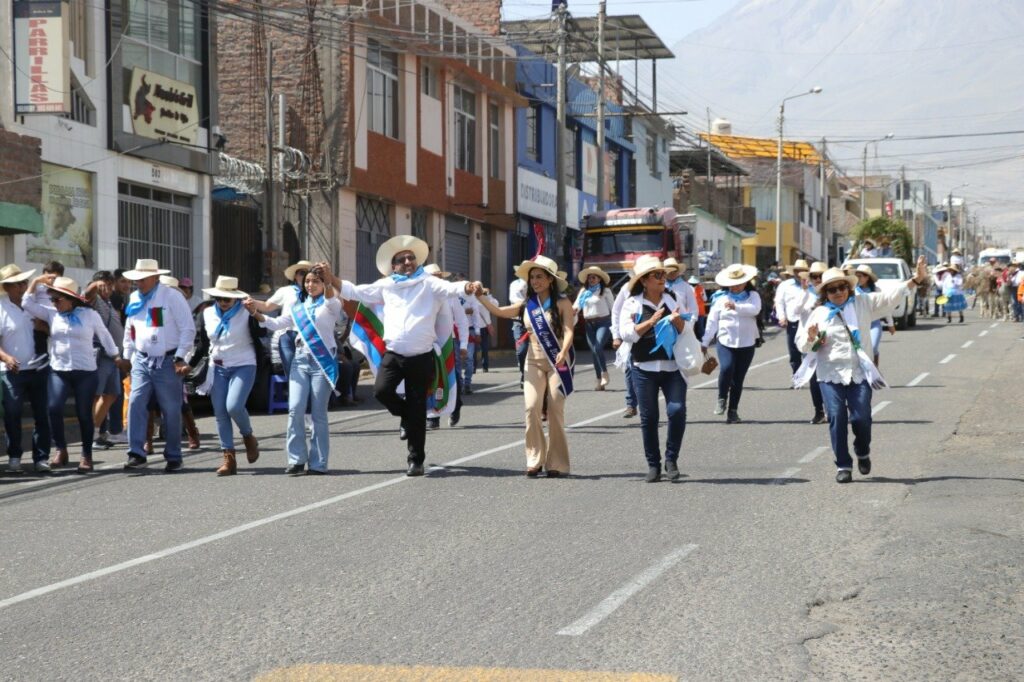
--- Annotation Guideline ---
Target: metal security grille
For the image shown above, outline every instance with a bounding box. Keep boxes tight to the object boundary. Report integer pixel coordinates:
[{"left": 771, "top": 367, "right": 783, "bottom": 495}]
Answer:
[
  {"left": 211, "top": 201, "right": 262, "bottom": 291},
  {"left": 118, "top": 183, "right": 192, "bottom": 278},
  {"left": 444, "top": 216, "right": 470, "bottom": 277},
  {"left": 356, "top": 196, "right": 391, "bottom": 283},
  {"left": 411, "top": 208, "right": 428, "bottom": 242},
  {"left": 479, "top": 225, "right": 492, "bottom": 288}
]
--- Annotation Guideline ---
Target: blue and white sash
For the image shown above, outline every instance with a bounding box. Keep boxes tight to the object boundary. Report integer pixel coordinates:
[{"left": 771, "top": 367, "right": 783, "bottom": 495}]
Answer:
[
  {"left": 292, "top": 299, "right": 339, "bottom": 393},
  {"left": 526, "top": 295, "right": 575, "bottom": 397}
]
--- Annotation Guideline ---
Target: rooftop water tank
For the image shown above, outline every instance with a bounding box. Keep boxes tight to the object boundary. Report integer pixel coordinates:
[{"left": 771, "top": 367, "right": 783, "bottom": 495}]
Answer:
[{"left": 711, "top": 118, "right": 732, "bottom": 135}]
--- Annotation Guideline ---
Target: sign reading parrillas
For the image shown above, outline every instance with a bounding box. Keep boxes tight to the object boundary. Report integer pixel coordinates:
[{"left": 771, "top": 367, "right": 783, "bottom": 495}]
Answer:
[{"left": 128, "top": 67, "right": 199, "bottom": 145}]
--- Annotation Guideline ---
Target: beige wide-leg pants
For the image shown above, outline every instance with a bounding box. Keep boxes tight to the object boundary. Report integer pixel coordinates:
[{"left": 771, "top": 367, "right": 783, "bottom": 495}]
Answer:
[{"left": 523, "top": 357, "right": 569, "bottom": 474}]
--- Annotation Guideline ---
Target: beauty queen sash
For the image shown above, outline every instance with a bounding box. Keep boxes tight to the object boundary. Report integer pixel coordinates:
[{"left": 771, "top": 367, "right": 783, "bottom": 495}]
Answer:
[
  {"left": 526, "top": 295, "right": 575, "bottom": 397},
  {"left": 292, "top": 300, "right": 339, "bottom": 393}
]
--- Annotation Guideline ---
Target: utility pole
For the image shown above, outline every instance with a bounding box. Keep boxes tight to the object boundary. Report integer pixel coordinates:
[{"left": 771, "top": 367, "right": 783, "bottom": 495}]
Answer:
[
  {"left": 595, "top": 0, "right": 605, "bottom": 210},
  {"left": 860, "top": 145, "right": 868, "bottom": 222},
  {"left": 818, "top": 137, "right": 826, "bottom": 262},
  {"left": 899, "top": 165, "right": 907, "bottom": 253},
  {"left": 706, "top": 107, "right": 713, "bottom": 214},
  {"left": 265, "top": 41, "right": 275, "bottom": 254},
  {"left": 947, "top": 191, "right": 953, "bottom": 260},
  {"left": 774, "top": 105, "right": 784, "bottom": 263},
  {"left": 554, "top": 3, "right": 568, "bottom": 236}
]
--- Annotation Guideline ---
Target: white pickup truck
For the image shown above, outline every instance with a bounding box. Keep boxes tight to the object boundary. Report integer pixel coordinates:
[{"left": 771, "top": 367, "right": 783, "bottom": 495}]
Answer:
[{"left": 842, "top": 257, "right": 918, "bottom": 329}]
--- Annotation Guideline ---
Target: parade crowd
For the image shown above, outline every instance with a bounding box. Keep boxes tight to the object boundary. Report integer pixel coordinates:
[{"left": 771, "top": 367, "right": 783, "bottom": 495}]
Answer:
[{"left": 0, "top": 235, "right": 938, "bottom": 485}]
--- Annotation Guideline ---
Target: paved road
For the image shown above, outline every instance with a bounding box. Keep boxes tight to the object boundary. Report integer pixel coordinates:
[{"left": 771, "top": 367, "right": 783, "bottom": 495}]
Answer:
[{"left": 1, "top": 312, "right": 1021, "bottom": 680}]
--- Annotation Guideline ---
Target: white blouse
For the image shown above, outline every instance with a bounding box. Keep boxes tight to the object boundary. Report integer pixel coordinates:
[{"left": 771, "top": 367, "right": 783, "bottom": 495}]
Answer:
[
  {"left": 574, "top": 287, "right": 615, "bottom": 320},
  {"left": 203, "top": 304, "right": 256, "bottom": 368},
  {"left": 701, "top": 291, "right": 762, "bottom": 349},
  {"left": 261, "top": 296, "right": 343, "bottom": 355},
  {"left": 619, "top": 292, "right": 682, "bottom": 374},
  {"left": 23, "top": 300, "right": 118, "bottom": 372}
]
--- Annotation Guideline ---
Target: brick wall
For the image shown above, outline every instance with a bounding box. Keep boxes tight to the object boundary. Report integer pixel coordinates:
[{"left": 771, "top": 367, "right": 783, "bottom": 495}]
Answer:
[
  {"left": 437, "top": 0, "right": 502, "bottom": 36},
  {"left": 0, "top": 127, "right": 42, "bottom": 209}
]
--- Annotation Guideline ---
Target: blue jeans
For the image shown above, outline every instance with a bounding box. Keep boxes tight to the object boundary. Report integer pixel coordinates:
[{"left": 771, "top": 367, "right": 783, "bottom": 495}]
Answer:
[
  {"left": 818, "top": 380, "right": 873, "bottom": 470},
  {"left": 787, "top": 323, "right": 823, "bottom": 412},
  {"left": 585, "top": 319, "right": 611, "bottom": 378},
  {"left": 634, "top": 368, "right": 687, "bottom": 467},
  {"left": 870, "top": 321, "right": 883, "bottom": 354},
  {"left": 462, "top": 328, "right": 477, "bottom": 390},
  {"left": 624, "top": 357, "right": 638, "bottom": 409},
  {"left": 278, "top": 330, "right": 297, "bottom": 377},
  {"left": 128, "top": 357, "right": 184, "bottom": 461},
  {"left": 512, "top": 321, "right": 528, "bottom": 382},
  {"left": 716, "top": 344, "right": 756, "bottom": 411},
  {"left": 2, "top": 369, "right": 50, "bottom": 461},
  {"left": 286, "top": 349, "right": 333, "bottom": 472},
  {"left": 49, "top": 369, "right": 99, "bottom": 457},
  {"left": 211, "top": 364, "right": 256, "bottom": 450}
]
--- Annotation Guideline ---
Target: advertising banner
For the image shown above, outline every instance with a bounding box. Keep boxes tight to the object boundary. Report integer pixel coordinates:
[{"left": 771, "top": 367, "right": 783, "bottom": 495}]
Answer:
[
  {"left": 517, "top": 167, "right": 580, "bottom": 230},
  {"left": 582, "top": 142, "right": 598, "bottom": 196},
  {"left": 27, "top": 163, "right": 94, "bottom": 269},
  {"left": 13, "top": 0, "right": 70, "bottom": 114},
  {"left": 129, "top": 67, "right": 200, "bottom": 145}
]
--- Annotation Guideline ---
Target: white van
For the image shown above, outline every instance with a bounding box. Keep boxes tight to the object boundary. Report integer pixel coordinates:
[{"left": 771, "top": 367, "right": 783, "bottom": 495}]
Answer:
[{"left": 842, "top": 257, "right": 918, "bottom": 329}]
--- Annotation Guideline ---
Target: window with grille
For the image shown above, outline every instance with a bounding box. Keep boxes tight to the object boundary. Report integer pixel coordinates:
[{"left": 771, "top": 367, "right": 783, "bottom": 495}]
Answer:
[
  {"left": 356, "top": 196, "right": 391, "bottom": 283},
  {"left": 367, "top": 39, "right": 399, "bottom": 139},
  {"left": 453, "top": 85, "right": 476, "bottom": 174},
  {"left": 421, "top": 62, "right": 438, "bottom": 99},
  {"left": 121, "top": 0, "right": 203, "bottom": 112},
  {"left": 118, "top": 181, "right": 193, "bottom": 280},
  {"left": 489, "top": 103, "right": 501, "bottom": 179},
  {"left": 525, "top": 105, "right": 539, "bottom": 162},
  {"left": 411, "top": 208, "right": 428, "bottom": 242}
]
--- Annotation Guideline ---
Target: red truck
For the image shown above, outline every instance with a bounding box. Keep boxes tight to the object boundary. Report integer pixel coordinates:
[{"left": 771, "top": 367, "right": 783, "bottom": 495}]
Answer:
[{"left": 581, "top": 207, "right": 695, "bottom": 288}]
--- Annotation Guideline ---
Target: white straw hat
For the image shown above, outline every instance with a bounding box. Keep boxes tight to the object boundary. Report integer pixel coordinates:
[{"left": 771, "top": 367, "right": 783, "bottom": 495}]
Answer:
[
  {"left": 423, "top": 264, "right": 451, "bottom": 278},
  {"left": 284, "top": 260, "right": 315, "bottom": 282},
  {"left": 819, "top": 267, "right": 858, "bottom": 291},
  {"left": 715, "top": 263, "right": 758, "bottom": 287},
  {"left": 0, "top": 264, "right": 35, "bottom": 284},
  {"left": 376, "top": 235, "right": 429, "bottom": 276},
  {"left": 627, "top": 255, "right": 668, "bottom": 291},
  {"left": 203, "top": 275, "right": 248, "bottom": 299},
  {"left": 45, "top": 276, "right": 88, "bottom": 304},
  {"left": 122, "top": 259, "right": 171, "bottom": 280},
  {"left": 515, "top": 256, "right": 568, "bottom": 292},
  {"left": 854, "top": 264, "right": 878, "bottom": 283},
  {"left": 663, "top": 257, "right": 686, "bottom": 276},
  {"left": 577, "top": 266, "right": 610, "bottom": 285}
]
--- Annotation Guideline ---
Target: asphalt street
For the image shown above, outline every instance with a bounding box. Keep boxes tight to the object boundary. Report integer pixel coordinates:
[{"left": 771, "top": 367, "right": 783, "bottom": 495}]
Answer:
[{"left": 0, "top": 311, "right": 1021, "bottom": 680}]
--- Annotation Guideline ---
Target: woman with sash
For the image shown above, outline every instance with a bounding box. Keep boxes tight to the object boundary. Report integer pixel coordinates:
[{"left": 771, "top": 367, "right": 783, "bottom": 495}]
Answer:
[
  {"left": 701, "top": 264, "right": 761, "bottom": 424},
  {"left": 246, "top": 265, "right": 341, "bottom": 475},
  {"left": 616, "top": 256, "right": 691, "bottom": 483},
  {"left": 475, "top": 256, "right": 575, "bottom": 477},
  {"left": 194, "top": 276, "right": 263, "bottom": 476},
  {"left": 854, "top": 265, "right": 895, "bottom": 368},
  {"left": 796, "top": 258, "right": 927, "bottom": 483},
  {"left": 573, "top": 266, "right": 615, "bottom": 391}
]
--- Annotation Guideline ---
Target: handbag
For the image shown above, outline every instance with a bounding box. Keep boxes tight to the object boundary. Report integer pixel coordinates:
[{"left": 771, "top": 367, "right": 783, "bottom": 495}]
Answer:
[
  {"left": 700, "top": 351, "right": 718, "bottom": 375},
  {"left": 673, "top": 321, "right": 704, "bottom": 376},
  {"left": 184, "top": 356, "right": 209, "bottom": 396}
]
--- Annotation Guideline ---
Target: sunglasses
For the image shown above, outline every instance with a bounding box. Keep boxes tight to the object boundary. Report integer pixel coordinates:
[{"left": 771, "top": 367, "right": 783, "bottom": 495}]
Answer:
[
  {"left": 824, "top": 285, "right": 850, "bottom": 295},
  {"left": 392, "top": 254, "right": 417, "bottom": 265},
  {"left": 214, "top": 297, "right": 234, "bottom": 303},
  {"left": 645, "top": 271, "right": 667, "bottom": 280},
  {"left": 809, "top": 274, "right": 823, "bottom": 280}
]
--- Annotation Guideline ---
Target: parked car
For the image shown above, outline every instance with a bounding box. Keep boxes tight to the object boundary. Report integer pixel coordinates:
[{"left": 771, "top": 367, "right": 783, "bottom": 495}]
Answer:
[{"left": 842, "top": 257, "right": 918, "bottom": 329}]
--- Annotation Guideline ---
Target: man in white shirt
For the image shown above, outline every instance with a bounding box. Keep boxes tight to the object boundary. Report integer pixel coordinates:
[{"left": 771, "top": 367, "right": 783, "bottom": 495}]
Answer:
[
  {"left": 775, "top": 259, "right": 810, "bottom": 375},
  {"left": 339, "top": 236, "right": 481, "bottom": 476},
  {"left": 509, "top": 273, "right": 528, "bottom": 385},
  {"left": 457, "top": 283, "right": 487, "bottom": 394},
  {"left": 0, "top": 264, "right": 51, "bottom": 473},
  {"left": 117, "top": 259, "right": 196, "bottom": 472},
  {"left": 610, "top": 274, "right": 638, "bottom": 417}
]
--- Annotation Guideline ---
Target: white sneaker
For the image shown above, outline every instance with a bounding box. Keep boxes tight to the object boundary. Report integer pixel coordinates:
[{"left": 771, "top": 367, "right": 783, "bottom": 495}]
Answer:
[
  {"left": 34, "top": 461, "right": 51, "bottom": 474},
  {"left": 6, "top": 457, "right": 23, "bottom": 474},
  {"left": 305, "top": 414, "right": 313, "bottom": 433},
  {"left": 109, "top": 432, "right": 128, "bottom": 444}
]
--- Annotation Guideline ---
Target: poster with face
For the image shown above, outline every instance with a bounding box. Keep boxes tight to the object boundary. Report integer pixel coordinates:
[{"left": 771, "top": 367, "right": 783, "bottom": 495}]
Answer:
[{"left": 27, "top": 163, "right": 94, "bottom": 268}]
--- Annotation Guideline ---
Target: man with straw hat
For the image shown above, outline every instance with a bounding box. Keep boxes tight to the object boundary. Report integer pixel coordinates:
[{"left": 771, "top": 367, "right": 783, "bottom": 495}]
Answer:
[
  {"left": 663, "top": 257, "right": 699, "bottom": 318},
  {"left": 0, "top": 264, "right": 52, "bottom": 473},
  {"left": 337, "top": 236, "right": 483, "bottom": 477},
  {"left": 117, "top": 259, "right": 196, "bottom": 472},
  {"left": 775, "top": 260, "right": 814, "bottom": 399}
]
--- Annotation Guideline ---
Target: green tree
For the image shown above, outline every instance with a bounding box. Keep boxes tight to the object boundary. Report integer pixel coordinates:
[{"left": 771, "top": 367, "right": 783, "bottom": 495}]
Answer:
[{"left": 852, "top": 217, "right": 914, "bottom": 260}]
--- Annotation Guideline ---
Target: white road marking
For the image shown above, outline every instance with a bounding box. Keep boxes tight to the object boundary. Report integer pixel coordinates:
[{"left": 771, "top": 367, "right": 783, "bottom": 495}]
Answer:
[
  {"left": 771, "top": 467, "right": 802, "bottom": 485},
  {"left": 939, "top": 354, "right": 956, "bottom": 364},
  {"left": 990, "top": 322, "right": 999, "bottom": 328},
  {"left": 961, "top": 340, "right": 973, "bottom": 349},
  {"left": 979, "top": 330, "right": 989, "bottom": 337},
  {"left": 330, "top": 380, "right": 520, "bottom": 424},
  {"left": 798, "top": 446, "right": 828, "bottom": 464},
  {"left": 906, "top": 372, "right": 929, "bottom": 387},
  {"left": 556, "top": 544, "right": 698, "bottom": 636},
  {"left": 872, "top": 401, "right": 891, "bottom": 416},
  {"left": 692, "top": 354, "right": 788, "bottom": 389}
]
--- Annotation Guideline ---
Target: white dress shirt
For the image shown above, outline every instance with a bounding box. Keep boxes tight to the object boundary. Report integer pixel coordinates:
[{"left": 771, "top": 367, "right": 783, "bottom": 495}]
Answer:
[
  {"left": 268, "top": 284, "right": 301, "bottom": 310},
  {"left": 23, "top": 301, "right": 118, "bottom": 372},
  {"left": 203, "top": 305, "right": 257, "bottom": 367},
  {"left": 573, "top": 287, "right": 615, "bottom": 319},
  {"left": 448, "top": 297, "right": 470, "bottom": 351},
  {"left": 774, "top": 278, "right": 807, "bottom": 324},
  {"left": 122, "top": 283, "right": 196, "bottom": 361},
  {"left": 261, "top": 296, "right": 343, "bottom": 354},
  {"left": 611, "top": 285, "right": 633, "bottom": 341},
  {"left": 618, "top": 292, "right": 682, "bottom": 374},
  {"left": 701, "top": 291, "right": 762, "bottom": 349},
  {"left": 341, "top": 273, "right": 468, "bottom": 357},
  {"left": 0, "top": 297, "right": 39, "bottom": 371},
  {"left": 666, "top": 278, "right": 699, "bottom": 316}
]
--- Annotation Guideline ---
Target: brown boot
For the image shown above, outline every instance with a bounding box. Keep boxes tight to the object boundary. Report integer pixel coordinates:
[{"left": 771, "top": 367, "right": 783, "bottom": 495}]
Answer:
[
  {"left": 242, "top": 434, "right": 260, "bottom": 464},
  {"left": 143, "top": 413, "right": 155, "bottom": 454},
  {"left": 216, "top": 449, "right": 237, "bottom": 476},
  {"left": 183, "top": 411, "right": 201, "bottom": 450},
  {"left": 49, "top": 448, "right": 69, "bottom": 467}
]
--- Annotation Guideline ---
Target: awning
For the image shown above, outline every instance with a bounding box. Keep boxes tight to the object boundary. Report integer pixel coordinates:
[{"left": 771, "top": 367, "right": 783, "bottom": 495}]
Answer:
[{"left": 0, "top": 201, "right": 43, "bottom": 235}]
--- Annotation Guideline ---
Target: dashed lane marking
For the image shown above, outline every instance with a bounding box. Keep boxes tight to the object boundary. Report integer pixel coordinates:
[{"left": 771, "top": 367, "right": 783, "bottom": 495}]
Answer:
[
  {"left": 798, "top": 446, "right": 829, "bottom": 464},
  {"left": 990, "top": 322, "right": 1000, "bottom": 328},
  {"left": 979, "top": 330, "right": 989, "bottom": 337},
  {"left": 906, "top": 372, "right": 929, "bottom": 387},
  {"left": 962, "top": 340, "right": 974, "bottom": 349},
  {"left": 939, "top": 354, "right": 956, "bottom": 364},
  {"left": 692, "top": 354, "right": 788, "bottom": 389},
  {"left": 872, "top": 401, "right": 892, "bottom": 416}
]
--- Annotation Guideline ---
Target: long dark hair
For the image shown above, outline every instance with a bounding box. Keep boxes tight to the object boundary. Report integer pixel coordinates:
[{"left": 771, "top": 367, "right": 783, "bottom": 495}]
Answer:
[
  {"left": 520, "top": 278, "right": 566, "bottom": 339},
  {"left": 856, "top": 273, "right": 877, "bottom": 293}
]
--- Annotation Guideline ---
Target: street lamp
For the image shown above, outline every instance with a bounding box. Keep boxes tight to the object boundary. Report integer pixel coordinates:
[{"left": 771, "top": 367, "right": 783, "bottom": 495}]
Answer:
[
  {"left": 860, "top": 133, "right": 894, "bottom": 221},
  {"left": 946, "top": 182, "right": 969, "bottom": 256},
  {"left": 775, "top": 86, "right": 822, "bottom": 263}
]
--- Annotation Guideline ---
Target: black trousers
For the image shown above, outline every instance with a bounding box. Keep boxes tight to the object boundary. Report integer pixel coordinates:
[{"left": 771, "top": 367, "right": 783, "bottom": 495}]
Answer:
[
  {"left": 374, "top": 350, "right": 435, "bottom": 464},
  {"left": 786, "top": 322, "right": 824, "bottom": 412}
]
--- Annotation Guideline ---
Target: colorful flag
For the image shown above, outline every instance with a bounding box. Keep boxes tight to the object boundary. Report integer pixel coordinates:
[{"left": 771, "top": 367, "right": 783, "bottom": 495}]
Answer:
[
  {"left": 349, "top": 303, "right": 386, "bottom": 375},
  {"left": 426, "top": 333, "right": 458, "bottom": 416}
]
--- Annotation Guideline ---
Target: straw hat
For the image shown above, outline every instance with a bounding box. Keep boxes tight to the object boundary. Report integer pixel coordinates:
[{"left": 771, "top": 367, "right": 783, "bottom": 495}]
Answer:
[
  {"left": 854, "top": 264, "right": 878, "bottom": 283},
  {"left": 951, "top": 248, "right": 962, "bottom": 255},
  {"left": 284, "top": 260, "right": 315, "bottom": 282},
  {"left": 933, "top": 263, "right": 949, "bottom": 276},
  {"left": 0, "top": 264, "right": 35, "bottom": 284},
  {"left": 122, "top": 259, "right": 171, "bottom": 280},
  {"left": 799, "top": 261, "right": 828, "bottom": 280},
  {"left": 376, "top": 235, "right": 429, "bottom": 276},
  {"left": 423, "top": 264, "right": 451, "bottom": 278},
  {"left": 947, "top": 263, "right": 961, "bottom": 274},
  {"left": 688, "top": 275, "right": 700, "bottom": 285},
  {"left": 819, "top": 267, "right": 858, "bottom": 291},
  {"left": 862, "top": 238, "right": 875, "bottom": 247},
  {"left": 203, "top": 275, "right": 248, "bottom": 299},
  {"left": 715, "top": 263, "right": 758, "bottom": 288},
  {"left": 44, "top": 276, "right": 88, "bottom": 304},
  {"left": 627, "top": 255, "right": 668, "bottom": 291},
  {"left": 577, "top": 265, "right": 610, "bottom": 285},
  {"left": 160, "top": 275, "right": 180, "bottom": 289},
  {"left": 663, "top": 257, "right": 686, "bottom": 276},
  {"left": 791, "top": 259, "right": 810, "bottom": 273},
  {"left": 515, "top": 256, "right": 568, "bottom": 292}
]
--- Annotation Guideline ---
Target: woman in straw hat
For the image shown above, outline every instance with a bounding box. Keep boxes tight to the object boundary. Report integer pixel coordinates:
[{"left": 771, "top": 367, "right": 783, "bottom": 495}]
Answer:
[
  {"left": 854, "top": 265, "right": 895, "bottom": 367},
  {"left": 941, "top": 262, "right": 966, "bottom": 324},
  {"left": 247, "top": 264, "right": 342, "bottom": 475},
  {"left": 194, "top": 276, "right": 265, "bottom": 476},
  {"left": 250, "top": 259, "right": 315, "bottom": 378},
  {"left": 573, "top": 265, "right": 615, "bottom": 390},
  {"left": 476, "top": 256, "right": 575, "bottom": 477},
  {"left": 796, "top": 257, "right": 928, "bottom": 483},
  {"left": 23, "top": 274, "right": 120, "bottom": 473},
  {"left": 616, "top": 255, "right": 691, "bottom": 483},
  {"left": 701, "top": 264, "right": 761, "bottom": 424}
]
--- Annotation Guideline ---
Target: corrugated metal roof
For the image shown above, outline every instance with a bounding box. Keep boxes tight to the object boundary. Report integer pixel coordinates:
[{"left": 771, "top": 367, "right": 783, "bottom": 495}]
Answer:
[{"left": 699, "top": 133, "right": 822, "bottom": 165}]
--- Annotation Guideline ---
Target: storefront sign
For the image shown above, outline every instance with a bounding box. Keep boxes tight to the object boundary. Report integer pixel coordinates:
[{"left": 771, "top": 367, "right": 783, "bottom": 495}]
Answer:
[
  {"left": 27, "top": 163, "right": 94, "bottom": 268},
  {"left": 582, "top": 142, "right": 599, "bottom": 196},
  {"left": 13, "top": 0, "right": 70, "bottom": 114},
  {"left": 128, "top": 67, "right": 200, "bottom": 145},
  {"left": 517, "top": 167, "right": 579, "bottom": 230}
]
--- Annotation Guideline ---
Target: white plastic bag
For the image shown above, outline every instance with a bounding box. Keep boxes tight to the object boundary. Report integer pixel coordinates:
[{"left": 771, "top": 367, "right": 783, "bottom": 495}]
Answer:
[{"left": 674, "top": 322, "right": 703, "bottom": 376}]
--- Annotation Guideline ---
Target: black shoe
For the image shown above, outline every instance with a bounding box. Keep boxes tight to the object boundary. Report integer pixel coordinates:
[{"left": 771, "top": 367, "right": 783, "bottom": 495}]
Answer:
[
  {"left": 665, "top": 460, "right": 680, "bottom": 481},
  {"left": 857, "top": 457, "right": 872, "bottom": 476},
  {"left": 123, "top": 454, "right": 148, "bottom": 470},
  {"left": 811, "top": 411, "right": 827, "bottom": 424},
  {"left": 836, "top": 469, "right": 853, "bottom": 483},
  {"left": 399, "top": 426, "right": 408, "bottom": 441},
  {"left": 164, "top": 460, "right": 183, "bottom": 473},
  {"left": 426, "top": 417, "right": 440, "bottom": 430},
  {"left": 726, "top": 410, "right": 742, "bottom": 424},
  {"left": 285, "top": 464, "right": 306, "bottom": 476},
  {"left": 406, "top": 462, "right": 425, "bottom": 477},
  {"left": 448, "top": 412, "right": 461, "bottom": 427},
  {"left": 463, "top": 386, "right": 473, "bottom": 395},
  {"left": 645, "top": 466, "right": 661, "bottom": 483},
  {"left": 307, "top": 468, "right": 327, "bottom": 475}
]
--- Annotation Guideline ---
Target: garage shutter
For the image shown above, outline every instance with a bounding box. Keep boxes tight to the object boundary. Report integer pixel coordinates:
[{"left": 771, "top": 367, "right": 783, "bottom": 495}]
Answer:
[{"left": 444, "top": 216, "right": 470, "bottom": 277}]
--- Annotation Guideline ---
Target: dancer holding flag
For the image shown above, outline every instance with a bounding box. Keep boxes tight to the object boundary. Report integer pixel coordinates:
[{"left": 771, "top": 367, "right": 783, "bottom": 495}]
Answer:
[
  {"left": 475, "top": 256, "right": 575, "bottom": 478},
  {"left": 246, "top": 265, "right": 341, "bottom": 475},
  {"left": 424, "top": 264, "right": 469, "bottom": 429},
  {"left": 338, "top": 236, "right": 482, "bottom": 477}
]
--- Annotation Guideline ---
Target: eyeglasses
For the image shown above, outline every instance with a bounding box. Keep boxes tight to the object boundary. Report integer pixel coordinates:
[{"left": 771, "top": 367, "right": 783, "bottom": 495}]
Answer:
[
  {"left": 392, "top": 254, "right": 417, "bottom": 265},
  {"left": 809, "top": 275, "right": 823, "bottom": 281},
  {"left": 645, "top": 271, "right": 666, "bottom": 280},
  {"left": 824, "top": 285, "right": 850, "bottom": 295},
  {"left": 214, "top": 297, "right": 233, "bottom": 303}
]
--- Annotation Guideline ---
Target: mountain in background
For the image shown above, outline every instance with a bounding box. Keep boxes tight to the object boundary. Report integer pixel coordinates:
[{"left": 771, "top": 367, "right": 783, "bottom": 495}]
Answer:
[{"left": 661, "top": 0, "right": 1024, "bottom": 240}]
